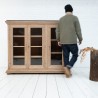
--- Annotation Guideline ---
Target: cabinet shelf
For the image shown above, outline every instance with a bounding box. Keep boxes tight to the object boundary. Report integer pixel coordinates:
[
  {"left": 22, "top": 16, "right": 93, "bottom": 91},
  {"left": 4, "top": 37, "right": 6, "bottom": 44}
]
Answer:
[
  {"left": 30, "top": 46, "right": 42, "bottom": 47},
  {"left": 51, "top": 52, "right": 62, "bottom": 54},
  {"left": 13, "top": 35, "right": 25, "bottom": 37},
  {"left": 31, "top": 56, "right": 42, "bottom": 58},
  {"left": 13, "top": 56, "right": 25, "bottom": 58},
  {"left": 13, "top": 46, "right": 25, "bottom": 47},
  {"left": 31, "top": 35, "right": 42, "bottom": 37},
  {"left": 51, "top": 39, "right": 57, "bottom": 41}
]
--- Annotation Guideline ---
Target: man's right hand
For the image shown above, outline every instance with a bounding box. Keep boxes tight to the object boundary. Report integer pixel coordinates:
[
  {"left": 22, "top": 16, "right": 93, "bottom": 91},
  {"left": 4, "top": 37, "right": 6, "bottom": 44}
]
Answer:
[
  {"left": 79, "top": 41, "right": 82, "bottom": 45},
  {"left": 58, "top": 42, "right": 61, "bottom": 46}
]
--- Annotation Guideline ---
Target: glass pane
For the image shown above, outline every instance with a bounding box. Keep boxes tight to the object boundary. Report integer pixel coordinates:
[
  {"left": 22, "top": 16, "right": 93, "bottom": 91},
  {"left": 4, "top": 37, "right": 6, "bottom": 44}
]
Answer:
[
  {"left": 51, "top": 54, "right": 62, "bottom": 65},
  {"left": 13, "top": 37, "right": 24, "bottom": 46},
  {"left": 51, "top": 28, "right": 56, "bottom": 39},
  {"left": 31, "top": 47, "right": 42, "bottom": 56},
  {"left": 31, "top": 37, "right": 42, "bottom": 46},
  {"left": 13, "top": 28, "right": 24, "bottom": 35},
  {"left": 13, "top": 58, "right": 24, "bottom": 65},
  {"left": 31, "top": 28, "right": 42, "bottom": 35},
  {"left": 31, "top": 58, "right": 42, "bottom": 65},
  {"left": 51, "top": 41, "right": 62, "bottom": 52},
  {"left": 13, "top": 47, "right": 24, "bottom": 56}
]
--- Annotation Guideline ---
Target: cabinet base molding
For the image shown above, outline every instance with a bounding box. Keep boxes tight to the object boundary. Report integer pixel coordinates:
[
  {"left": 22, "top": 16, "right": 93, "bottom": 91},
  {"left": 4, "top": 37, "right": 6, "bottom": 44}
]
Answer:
[{"left": 6, "top": 69, "right": 64, "bottom": 74}]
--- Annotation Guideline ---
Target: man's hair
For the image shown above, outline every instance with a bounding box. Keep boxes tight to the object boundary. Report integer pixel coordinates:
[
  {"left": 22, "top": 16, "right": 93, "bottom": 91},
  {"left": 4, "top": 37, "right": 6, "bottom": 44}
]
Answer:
[{"left": 64, "top": 4, "right": 73, "bottom": 12}]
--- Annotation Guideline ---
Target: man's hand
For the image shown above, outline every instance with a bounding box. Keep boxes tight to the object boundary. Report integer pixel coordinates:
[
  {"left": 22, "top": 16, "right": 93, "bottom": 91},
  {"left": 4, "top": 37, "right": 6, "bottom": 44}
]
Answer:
[
  {"left": 58, "top": 42, "right": 61, "bottom": 46},
  {"left": 79, "top": 41, "right": 82, "bottom": 45}
]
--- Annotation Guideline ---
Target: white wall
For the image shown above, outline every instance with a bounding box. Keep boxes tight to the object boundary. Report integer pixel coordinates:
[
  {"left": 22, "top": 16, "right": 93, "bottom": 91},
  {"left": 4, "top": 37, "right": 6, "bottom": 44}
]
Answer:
[{"left": 0, "top": 0, "right": 98, "bottom": 67}]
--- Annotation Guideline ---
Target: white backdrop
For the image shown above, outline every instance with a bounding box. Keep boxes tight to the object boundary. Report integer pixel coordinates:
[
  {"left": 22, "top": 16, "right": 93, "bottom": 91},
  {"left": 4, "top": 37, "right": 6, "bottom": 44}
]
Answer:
[{"left": 0, "top": 0, "right": 98, "bottom": 67}]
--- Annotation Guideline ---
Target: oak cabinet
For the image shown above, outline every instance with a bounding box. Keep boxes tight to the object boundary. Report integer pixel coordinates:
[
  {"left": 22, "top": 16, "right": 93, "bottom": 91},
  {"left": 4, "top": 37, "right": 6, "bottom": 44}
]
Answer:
[{"left": 6, "top": 20, "right": 64, "bottom": 73}]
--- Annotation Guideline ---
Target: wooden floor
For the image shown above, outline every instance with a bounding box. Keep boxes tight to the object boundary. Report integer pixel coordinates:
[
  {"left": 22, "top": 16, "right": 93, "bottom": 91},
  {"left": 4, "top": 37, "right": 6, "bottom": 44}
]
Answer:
[{"left": 0, "top": 66, "right": 98, "bottom": 98}]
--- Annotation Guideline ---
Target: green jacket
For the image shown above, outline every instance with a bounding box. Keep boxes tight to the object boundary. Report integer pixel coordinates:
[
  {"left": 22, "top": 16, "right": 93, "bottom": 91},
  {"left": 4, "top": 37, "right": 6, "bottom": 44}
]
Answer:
[{"left": 56, "top": 14, "right": 83, "bottom": 44}]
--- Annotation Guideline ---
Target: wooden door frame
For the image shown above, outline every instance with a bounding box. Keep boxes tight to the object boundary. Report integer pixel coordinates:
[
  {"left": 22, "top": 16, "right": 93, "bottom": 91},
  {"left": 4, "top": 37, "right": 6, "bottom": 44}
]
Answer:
[
  {"left": 8, "top": 25, "right": 27, "bottom": 70},
  {"left": 27, "top": 25, "right": 46, "bottom": 70},
  {"left": 46, "top": 25, "right": 63, "bottom": 70}
]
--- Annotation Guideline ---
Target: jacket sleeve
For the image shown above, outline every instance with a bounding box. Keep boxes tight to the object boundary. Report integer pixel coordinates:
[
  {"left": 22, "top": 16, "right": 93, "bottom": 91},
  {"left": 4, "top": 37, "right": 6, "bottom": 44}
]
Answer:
[
  {"left": 75, "top": 17, "right": 83, "bottom": 42},
  {"left": 56, "top": 22, "right": 60, "bottom": 41}
]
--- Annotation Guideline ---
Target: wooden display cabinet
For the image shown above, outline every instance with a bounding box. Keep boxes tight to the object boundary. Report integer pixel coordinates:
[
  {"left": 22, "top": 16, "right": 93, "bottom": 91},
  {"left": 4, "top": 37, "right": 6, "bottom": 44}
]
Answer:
[{"left": 6, "top": 20, "right": 64, "bottom": 73}]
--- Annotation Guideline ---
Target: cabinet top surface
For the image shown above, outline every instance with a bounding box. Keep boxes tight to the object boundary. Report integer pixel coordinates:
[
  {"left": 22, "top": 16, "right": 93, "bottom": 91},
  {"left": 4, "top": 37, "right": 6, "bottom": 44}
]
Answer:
[{"left": 6, "top": 20, "right": 58, "bottom": 25}]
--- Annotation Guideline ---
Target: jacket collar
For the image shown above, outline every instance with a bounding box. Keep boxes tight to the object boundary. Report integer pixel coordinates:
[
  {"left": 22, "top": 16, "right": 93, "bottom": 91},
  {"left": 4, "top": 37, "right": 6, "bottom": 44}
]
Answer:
[{"left": 66, "top": 12, "right": 72, "bottom": 15}]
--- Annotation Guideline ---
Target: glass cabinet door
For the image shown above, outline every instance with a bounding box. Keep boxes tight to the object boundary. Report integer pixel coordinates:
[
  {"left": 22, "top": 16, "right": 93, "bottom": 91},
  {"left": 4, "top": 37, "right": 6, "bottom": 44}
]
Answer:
[
  {"left": 29, "top": 27, "right": 43, "bottom": 66},
  {"left": 48, "top": 27, "right": 62, "bottom": 67},
  {"left": 51, "top": 28, "right": 62, "bottom": 65},
  {"left": 13, "top": 28, "right": 25, "bottom": 65}
]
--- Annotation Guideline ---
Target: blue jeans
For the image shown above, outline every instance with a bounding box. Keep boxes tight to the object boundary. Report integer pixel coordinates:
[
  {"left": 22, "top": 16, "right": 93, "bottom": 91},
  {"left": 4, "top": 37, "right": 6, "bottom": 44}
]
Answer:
[{"left": 62, "top": 44, "right": 78, "bottom": 68}]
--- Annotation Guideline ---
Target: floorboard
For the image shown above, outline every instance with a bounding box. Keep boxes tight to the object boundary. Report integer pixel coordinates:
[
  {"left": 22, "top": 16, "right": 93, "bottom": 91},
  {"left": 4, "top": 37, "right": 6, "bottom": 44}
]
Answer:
[{"left": 0, "top": 66, "right": 98, "bottom": 98}]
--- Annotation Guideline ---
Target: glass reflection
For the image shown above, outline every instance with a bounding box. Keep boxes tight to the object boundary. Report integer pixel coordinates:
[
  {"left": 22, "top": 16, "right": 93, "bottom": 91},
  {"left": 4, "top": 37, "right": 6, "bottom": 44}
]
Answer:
[
  {"left": 51, "top": 41, "right": 62, "bottom": 52},
  {"left": 31, "top": 28, "right": 42, "bottom": 35},
  {"left": 31, "top": 47, "right": 42, "bottom": 56},
  {"left": 51, "top": 28, "right": 56, "bottom": 39},
  {"left": 31, "top": 37, "right": 42, "bottom": 46},
  {"left": 13, "top": 37, "right": 24, "bottom": 46},
  {"left": 13, "top": 28, "right": 24, "bottom": 35},
  {"left": 13, "top": 47, "right": 24, "bottom": 56},
  {"left": 31, "top": 58, "right": 42, "bottom": 65},
  {"left": 51, "top": 54, "right": 62, "bottom": 65},
  {"left": 13, "top": 58, "right": 24, "bottom": 65}
]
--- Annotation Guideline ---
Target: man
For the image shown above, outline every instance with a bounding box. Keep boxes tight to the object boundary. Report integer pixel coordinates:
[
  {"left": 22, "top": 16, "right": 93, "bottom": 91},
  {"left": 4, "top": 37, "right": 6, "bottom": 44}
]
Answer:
[{"left": 56, "top": 4, "right": 83, "bottom": 77}]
